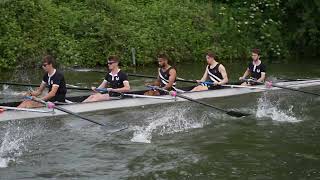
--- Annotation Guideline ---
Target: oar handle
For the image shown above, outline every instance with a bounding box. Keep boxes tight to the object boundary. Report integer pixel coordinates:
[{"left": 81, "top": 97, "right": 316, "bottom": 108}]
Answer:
[
  {"left": 24, "top": 96, "right": 54, "bottom": 107},
  {"left": 95, "top": 88, "right": 111, "bottom": 94},
  {"left": 0, "top": 82, "right": 92, "bottom": 91}
]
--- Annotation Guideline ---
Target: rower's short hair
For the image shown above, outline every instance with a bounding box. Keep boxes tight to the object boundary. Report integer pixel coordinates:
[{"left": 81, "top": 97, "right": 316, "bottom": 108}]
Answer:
[
  {"left": 252, "top": 48, "right": 261, "bottom": 55},
  {"left": 108, "top": 55, "right": 120, "bottom": 62},
  {"left": 157, "top": 53, "right": 169, "bottom": 61},
  {"left": 206, "top": 51, "right": 217, "bottom": 60},
  {"left": 42, "top": 55, "right": 55, "bottom": 66}
]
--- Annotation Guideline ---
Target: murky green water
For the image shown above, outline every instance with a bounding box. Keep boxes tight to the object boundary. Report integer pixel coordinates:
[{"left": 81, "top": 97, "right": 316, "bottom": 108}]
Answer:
[{"left": 0, "top": 60, "right": 319, "bottom": 179}]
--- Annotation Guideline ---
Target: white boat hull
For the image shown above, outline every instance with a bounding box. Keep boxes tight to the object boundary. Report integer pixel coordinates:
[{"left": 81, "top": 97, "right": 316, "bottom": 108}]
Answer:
[{"left": 0, "top": 79, "right": 319, "bottom": 122}]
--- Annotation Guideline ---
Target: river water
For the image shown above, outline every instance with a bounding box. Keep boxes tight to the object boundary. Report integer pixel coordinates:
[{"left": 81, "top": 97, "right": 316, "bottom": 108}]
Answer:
[{"left": 0, "top": 60, "right": 319, "bottom": 179}]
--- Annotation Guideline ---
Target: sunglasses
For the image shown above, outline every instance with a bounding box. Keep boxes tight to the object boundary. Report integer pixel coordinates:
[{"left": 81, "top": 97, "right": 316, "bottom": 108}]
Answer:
[
  {"left": 42, "top": 63, "right": 49, "bottom": 67},
  {"left": 107, "top": 61, "right": 116, "bottom": 65}
]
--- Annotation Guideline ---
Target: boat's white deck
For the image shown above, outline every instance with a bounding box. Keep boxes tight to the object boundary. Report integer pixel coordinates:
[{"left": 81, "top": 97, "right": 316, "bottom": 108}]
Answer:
[{"left": 0, "top": 79, "right": 319, "bottom": 122}]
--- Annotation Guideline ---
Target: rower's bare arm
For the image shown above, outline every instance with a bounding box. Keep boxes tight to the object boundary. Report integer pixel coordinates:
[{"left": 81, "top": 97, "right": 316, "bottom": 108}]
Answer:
[
  {"left": 31, "top": 82, "right": 46, "bottom": 96},
  {"left": 257, "top": 72, "right": 266, "bottom": 82},
  {"left": 111, "top": 81, "right": 130, "bottom": 93},
  {"left": 199, "top": 66, "right": 208, "bottom": 82},
  {"left": 240, "top": 68, "right": 250, "bottom": 80},
  {"left": 97, "top": 80, "right": 108, "bottom": 90},
  {"left": 219, "top": 65, "right": 228, "bottom": 85},
  {"left": 164, "top": 69, "right": 177, "bottom": 90},
  {"left": 42, "top": 85, "right": 59, "bottom": 101}
]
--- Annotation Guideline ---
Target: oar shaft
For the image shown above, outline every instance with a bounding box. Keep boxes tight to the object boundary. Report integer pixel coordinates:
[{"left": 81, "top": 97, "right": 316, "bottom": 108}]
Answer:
[
  {"left": 29, "top": 97, "right": 106, "bottom": 126},
  {"left": 176, "top": 93, "right": 225, "bottom": 112},
  {"left": 0, "top": 82, "right": 91, "bottom": 91},
  {"left": 149, "top": 86, "right": 239, "bottom": 114},
  {"left": 147, "top": 85, "right": 250, "bottom": 117},
  {"left": 54, "top": 106, "right": 106, "bottom": 126},
  {"left": 123, "top": 93, "right": 175, "bottom": 100},
  {"left": 245, "top": 79, "right": 320, "bottom": 96},
  {"left": 0, "top": 82, "right": 39, "bottom": 87},
  {"left": 221, "top": 84, "right": 268, "bottom": 90},
  {"left": 0, "top": 106, "right": 52, "bottom": 113},
  {"left": 271, "top": 84, "right": 320, "bottom": 96}
]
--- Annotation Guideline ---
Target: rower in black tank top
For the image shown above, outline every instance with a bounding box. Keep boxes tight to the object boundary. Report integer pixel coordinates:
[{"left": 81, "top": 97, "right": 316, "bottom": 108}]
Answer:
[
  {"left": 158, "top": 67, "right": 176, "bottom": 90},
  {"left": 202, "top": 64, "right": 223, "bottom": 89}
]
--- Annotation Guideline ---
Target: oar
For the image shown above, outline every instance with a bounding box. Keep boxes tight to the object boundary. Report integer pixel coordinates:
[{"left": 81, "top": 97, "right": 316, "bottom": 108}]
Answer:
[
  {"left": 199, "top": 81, "right": 268, "bottom": 90},
  {"left": 71, "top": 68, "right": 198, "bottom": 83},
  {"left": 94, "top": 88, "right": 174, "bottom": 100},
  {"left": 26, "top": 96, "right": 106, "bottom": 126},
  {"left": 0, "top": 106, "right": 53, "bottom": 113},
  {"left": 0, "top": 82, "right": 92, "bottom": 91},
  {"left": 244, "top": 79, "right": 320, "bottom": 96},
  {"left": 147, "top": 86, "right": 251, "bottom": 117},
  {"left": 276, "top": 77, "right": 320, "bottom": 82},
  {"left": 122, "top": 93, "right": 175, "bottom": 100}
]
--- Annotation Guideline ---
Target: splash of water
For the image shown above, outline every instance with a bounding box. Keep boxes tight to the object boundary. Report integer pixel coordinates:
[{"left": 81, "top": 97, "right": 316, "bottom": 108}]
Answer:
[
  {"left": 0, "top": 121, "right": 43, "bottom": 168},
  {"left": 256, "top": 94, "right": 300, "bottom": 123},
  {"left": 1, "top": 85, "right": 26, "bottom": 98},
  {"left": 131, "top": 104, "right": 208, "bottom": 143}
]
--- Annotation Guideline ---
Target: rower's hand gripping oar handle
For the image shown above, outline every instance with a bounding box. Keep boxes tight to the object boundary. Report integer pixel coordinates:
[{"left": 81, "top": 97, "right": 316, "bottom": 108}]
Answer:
[{"left": 95, "top": 88, "right": 112, "bottom": 94}]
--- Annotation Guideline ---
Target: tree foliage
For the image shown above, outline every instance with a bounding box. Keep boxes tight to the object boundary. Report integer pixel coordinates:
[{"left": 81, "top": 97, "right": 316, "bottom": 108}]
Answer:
[{"left": 0, "top": 0, "right": 318, "bottom": 69}]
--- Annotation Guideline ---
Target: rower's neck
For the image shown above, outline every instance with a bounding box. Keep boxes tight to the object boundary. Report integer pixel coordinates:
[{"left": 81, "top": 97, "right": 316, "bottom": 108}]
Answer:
[
  {"left": 162, "top": 64, "right": 170, "bottom": 70},
  {"left": 48, "top": 68, "right": 56, "bottom": 76},
  {"left": 209, "top": 61, "right": 218, "bottom": 67},
  {"left": 111, "top": 67, "right": 120, "bottom": 75},
  {"left": 253, "top": 59, "right": 261, "bottom": 65}
]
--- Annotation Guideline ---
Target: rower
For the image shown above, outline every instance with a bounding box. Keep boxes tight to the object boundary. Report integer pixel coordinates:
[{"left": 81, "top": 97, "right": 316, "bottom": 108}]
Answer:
[
  {"left": 83, "top": 55, "right": 130, "bottom": 102},
  {"left": 191, "top": 52, "right": 228, "bottom": 92},
  {"left": 18, "top": 55, "right": 67, "bottom": 108},
  {"left": 239, "top": 48, "right": 266, "bottom": 85},
  {"left": 145, "top": 53, "right": 177, "bottom": 96}
]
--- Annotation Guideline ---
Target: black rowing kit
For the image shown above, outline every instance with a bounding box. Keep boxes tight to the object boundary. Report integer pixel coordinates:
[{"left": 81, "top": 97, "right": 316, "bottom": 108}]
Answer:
[
  {"left": 248, "top": 61, "right": 266, "bottom": 80},
  {"left": 246, "top": 61, "right": 266, "bottom": 85},
  {"left": 202, "top": 64, "right": 223, "bottom": 89},
  {"left": 158, "top": 66, "right": 176, "bottom": 91},
  {"left": 42, "top": 69, "right": 67, "bottom": 102},
  {"left": 104, "top": 70, "right": 128, "bottom": 96}
]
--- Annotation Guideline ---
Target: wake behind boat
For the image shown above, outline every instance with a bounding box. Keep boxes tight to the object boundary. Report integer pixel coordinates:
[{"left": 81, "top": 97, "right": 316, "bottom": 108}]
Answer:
[{"left": 0, "top": 79, "right": 319, "bottom": 122}]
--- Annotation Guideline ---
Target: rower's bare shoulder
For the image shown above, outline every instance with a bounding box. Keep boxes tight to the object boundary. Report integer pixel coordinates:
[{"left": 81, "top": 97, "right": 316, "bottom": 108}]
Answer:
[
  {"left": 219, "top": 64, "right": 227, "bottom": 71},
  {"left": 169, "top": 67, "right": 177, "bottom": 73}
]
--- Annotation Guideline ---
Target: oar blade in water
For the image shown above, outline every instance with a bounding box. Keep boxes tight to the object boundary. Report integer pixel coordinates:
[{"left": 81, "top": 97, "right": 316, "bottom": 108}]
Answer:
[{"left": 226, "top": 110, "right": 251, "bottom": 117}]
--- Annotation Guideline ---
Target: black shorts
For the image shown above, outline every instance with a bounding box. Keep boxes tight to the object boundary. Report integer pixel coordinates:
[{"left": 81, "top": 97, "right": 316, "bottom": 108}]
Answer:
[
  {"left": 48, "top": 94, "right": 66, "bottom": 103},
  {"left": 109, "top": 92, "right": 122, "bottom": 97}
]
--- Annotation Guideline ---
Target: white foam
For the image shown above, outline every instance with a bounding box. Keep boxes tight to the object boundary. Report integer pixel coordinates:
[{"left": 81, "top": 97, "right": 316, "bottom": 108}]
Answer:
[
  {"left": 256, "top": 95, "right": 300, "bottom": 123},
  {"left": 130, "top": 105, "right": 207, "bottom": 143},
  {"left": 0, "top": 157, "right": 12, "bottom": 168},
  {"left": 0, "top": 121, "right": 43, "bottom": 168},
  {"left": 1, "top": 85, "right": 25, "bottom": 97}
]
